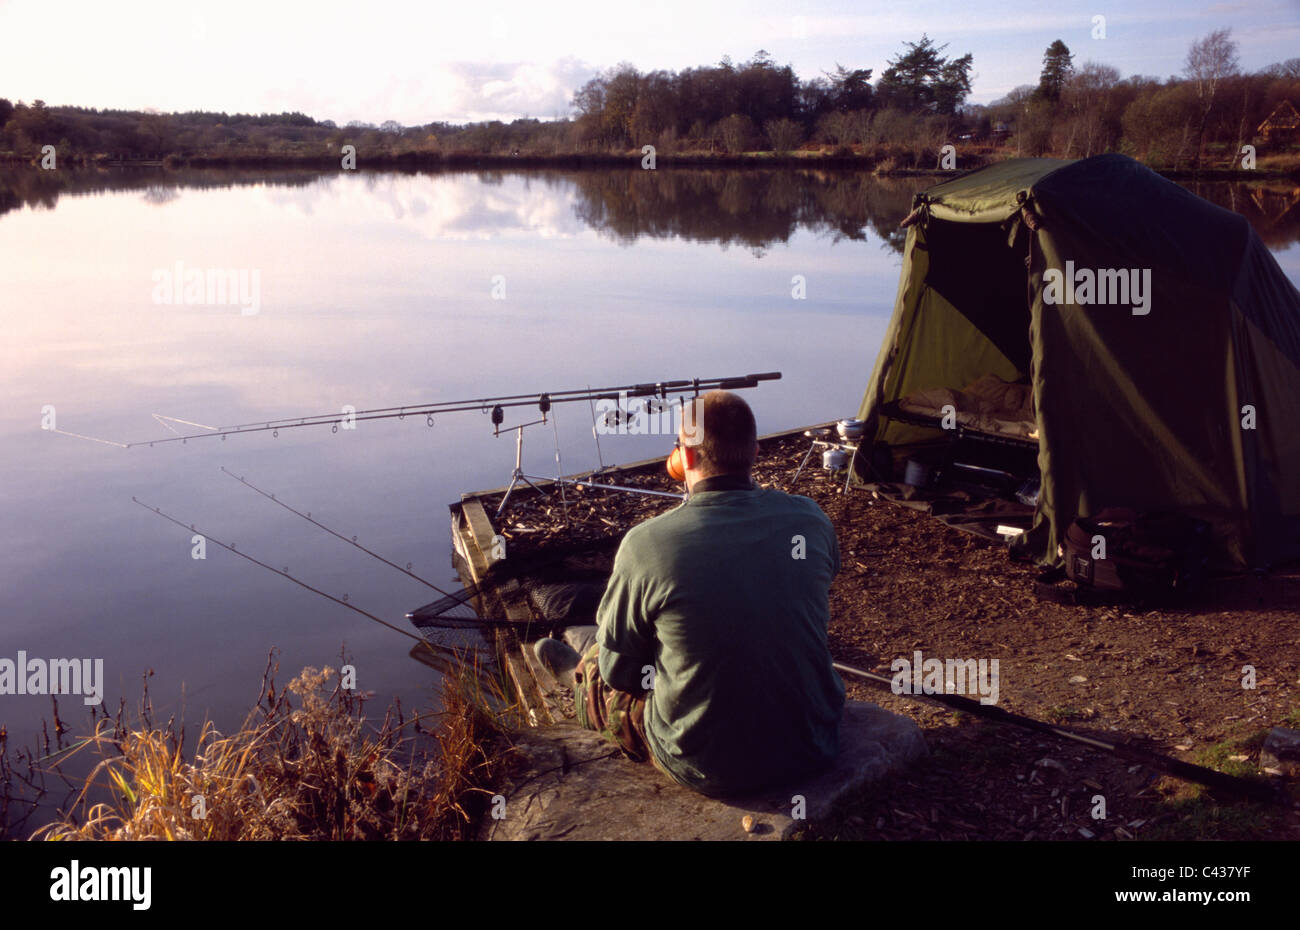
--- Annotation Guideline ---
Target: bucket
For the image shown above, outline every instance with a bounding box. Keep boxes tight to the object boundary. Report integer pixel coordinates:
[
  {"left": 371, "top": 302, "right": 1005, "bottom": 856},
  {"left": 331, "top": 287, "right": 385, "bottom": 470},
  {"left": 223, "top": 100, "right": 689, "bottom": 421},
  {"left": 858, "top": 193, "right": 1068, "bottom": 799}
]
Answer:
[
  {"left": 823, "top": 448, "right": 850, "bottom": 471},
  {"left": 903, "top": 458, "right": 933, "bottom": 487}
]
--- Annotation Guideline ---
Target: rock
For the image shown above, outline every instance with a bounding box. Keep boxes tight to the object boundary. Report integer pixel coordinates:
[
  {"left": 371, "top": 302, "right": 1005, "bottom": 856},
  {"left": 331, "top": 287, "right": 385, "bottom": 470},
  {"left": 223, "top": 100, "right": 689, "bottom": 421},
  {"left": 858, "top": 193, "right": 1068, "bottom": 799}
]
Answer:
[
  {"left": 482, "top": 700, "right": 927, "bottom": 841},
  {"left": 1260, "top": 727, "right": 1300, "bottom": 776}
]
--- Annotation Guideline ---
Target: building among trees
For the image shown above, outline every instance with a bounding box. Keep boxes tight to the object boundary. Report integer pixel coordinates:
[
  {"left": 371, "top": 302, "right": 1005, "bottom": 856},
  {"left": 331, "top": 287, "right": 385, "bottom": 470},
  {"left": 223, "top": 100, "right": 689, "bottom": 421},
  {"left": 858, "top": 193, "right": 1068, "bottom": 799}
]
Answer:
[{"left": 1256, "top": 100, "right": 1300, "bottom": 145}]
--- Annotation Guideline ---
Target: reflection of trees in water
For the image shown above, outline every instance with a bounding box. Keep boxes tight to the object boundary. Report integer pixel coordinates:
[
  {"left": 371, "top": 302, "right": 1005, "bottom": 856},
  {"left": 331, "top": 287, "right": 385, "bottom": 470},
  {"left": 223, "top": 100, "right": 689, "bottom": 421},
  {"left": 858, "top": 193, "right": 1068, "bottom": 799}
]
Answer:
[
  {"left": 142, "top": 185, "right": 180, "bottom": 205},
  {"left": 0, "top": 168, "right": 64, "bottom": 212},
  {"left": 1182, "top": 181, "right": 1300, "bottom": 251},
  {"left": 0, "top": 168, "right": 332, "bottom": 219},
  {"left": 569, "top": 171, "right": 1300, "bottom": 254},
  {"left": 2, "top": 166, "right": 1296, "bottom": 254},
  {"left": 568, "top": 169, "right": 929, "bottom": 253}
]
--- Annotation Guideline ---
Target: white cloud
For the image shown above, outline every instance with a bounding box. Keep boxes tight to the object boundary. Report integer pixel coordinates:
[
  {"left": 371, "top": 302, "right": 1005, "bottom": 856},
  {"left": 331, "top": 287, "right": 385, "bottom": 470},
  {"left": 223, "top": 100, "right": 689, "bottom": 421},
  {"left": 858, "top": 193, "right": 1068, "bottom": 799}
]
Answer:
[{"left": 427, "top": 58, "right": 597, "bottom": 123}]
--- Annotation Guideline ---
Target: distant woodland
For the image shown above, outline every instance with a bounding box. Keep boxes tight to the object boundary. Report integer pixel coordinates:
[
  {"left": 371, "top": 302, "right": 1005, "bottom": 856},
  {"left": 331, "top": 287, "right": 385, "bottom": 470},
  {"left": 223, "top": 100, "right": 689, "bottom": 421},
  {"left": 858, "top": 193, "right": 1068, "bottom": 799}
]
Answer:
[{"left": 3, "top": 31, "right": 1299, "bottom": 172}]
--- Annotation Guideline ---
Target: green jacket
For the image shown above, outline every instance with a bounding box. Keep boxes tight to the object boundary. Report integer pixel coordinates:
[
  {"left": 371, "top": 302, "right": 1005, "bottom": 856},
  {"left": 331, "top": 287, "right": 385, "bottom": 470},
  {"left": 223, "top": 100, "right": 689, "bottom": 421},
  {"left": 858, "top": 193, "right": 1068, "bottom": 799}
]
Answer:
[{"left": 596, "top": 476, "right": 845, "bottom": 796}]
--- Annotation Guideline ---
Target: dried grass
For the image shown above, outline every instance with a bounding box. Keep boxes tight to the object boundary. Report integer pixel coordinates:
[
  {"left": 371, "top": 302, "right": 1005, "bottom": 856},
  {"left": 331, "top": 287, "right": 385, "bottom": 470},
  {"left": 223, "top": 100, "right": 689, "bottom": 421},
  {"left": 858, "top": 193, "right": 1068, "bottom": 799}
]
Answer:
[{"left": 23, "top": 653, "right": 514, "bottom": 841}]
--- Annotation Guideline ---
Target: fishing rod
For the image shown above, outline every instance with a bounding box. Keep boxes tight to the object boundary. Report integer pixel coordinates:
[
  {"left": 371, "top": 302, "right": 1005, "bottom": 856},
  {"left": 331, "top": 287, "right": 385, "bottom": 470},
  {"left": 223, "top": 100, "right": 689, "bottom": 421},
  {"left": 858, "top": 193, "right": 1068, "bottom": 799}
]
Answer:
[
  {"left": 135, "top": 495, "right": 561, "bottom": 636},
  {"left": 206, "top": 372, "right": 780, "bottom": 434},
  {"left": 133, "top": 497, "right": 431, "bottom": 645},
  {"left": 219, "top": 466, "right": 459, "bottom": 600},
  {"left": 80, "top": 372, "right": 781, "bottom": 448},
  {"left": 832, "top": 661, "right": 1282, "bottom": 804},
  {"left": 564, "top": 479, "right": 684, "bottom": 500}
]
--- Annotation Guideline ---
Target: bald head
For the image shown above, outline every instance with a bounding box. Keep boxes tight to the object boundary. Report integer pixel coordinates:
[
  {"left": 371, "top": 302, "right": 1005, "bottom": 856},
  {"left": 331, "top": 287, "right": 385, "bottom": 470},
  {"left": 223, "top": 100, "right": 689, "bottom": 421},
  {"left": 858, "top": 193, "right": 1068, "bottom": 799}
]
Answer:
[{"left": 679, "top": 391, "right": 758, "bottom": 479}]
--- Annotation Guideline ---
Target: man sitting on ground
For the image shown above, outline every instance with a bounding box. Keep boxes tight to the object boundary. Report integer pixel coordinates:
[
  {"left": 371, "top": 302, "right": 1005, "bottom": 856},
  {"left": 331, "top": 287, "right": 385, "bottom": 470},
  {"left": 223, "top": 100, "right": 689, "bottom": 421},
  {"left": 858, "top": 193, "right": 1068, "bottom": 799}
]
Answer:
[{"left": 534, "top": 390, "right": 845, "bottom": 797}]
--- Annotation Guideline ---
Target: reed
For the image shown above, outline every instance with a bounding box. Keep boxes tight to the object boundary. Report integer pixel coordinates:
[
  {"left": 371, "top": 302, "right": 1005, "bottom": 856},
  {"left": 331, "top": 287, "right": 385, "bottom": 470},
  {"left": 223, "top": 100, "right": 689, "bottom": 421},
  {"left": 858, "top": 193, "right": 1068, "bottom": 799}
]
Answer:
[{"left": 25, "top": 654, "right": 515, "bottom": 841}]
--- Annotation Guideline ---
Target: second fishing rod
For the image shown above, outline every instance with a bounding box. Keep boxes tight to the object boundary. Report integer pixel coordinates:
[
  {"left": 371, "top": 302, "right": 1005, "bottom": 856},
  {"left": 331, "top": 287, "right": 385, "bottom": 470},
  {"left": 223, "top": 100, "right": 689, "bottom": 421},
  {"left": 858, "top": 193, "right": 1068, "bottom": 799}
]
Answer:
[
  {"left": 220, "top": 467, "right": 588, "bottom": 632},
  {"left": 118, "top": 372, "right": 783, "bottom": 447}
]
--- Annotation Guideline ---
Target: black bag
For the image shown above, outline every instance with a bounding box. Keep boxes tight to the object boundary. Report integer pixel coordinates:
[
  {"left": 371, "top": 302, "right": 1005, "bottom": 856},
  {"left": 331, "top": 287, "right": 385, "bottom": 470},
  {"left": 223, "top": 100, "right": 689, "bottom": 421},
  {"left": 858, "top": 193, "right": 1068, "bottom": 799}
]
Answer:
[{"left": 1063, "top": 508, "right": 1212, "bottom": 596}]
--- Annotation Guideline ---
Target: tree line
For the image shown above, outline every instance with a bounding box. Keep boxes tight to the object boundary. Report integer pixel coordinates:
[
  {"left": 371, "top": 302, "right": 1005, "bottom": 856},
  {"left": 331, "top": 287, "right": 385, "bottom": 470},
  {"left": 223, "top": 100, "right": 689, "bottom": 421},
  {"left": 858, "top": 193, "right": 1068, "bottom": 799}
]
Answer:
[
  {"left": 1, "top": 30, "right": 1297, "bottom": 170},
  {"left": 992, "top": 30, "right": 1300, "bottom": 169}
]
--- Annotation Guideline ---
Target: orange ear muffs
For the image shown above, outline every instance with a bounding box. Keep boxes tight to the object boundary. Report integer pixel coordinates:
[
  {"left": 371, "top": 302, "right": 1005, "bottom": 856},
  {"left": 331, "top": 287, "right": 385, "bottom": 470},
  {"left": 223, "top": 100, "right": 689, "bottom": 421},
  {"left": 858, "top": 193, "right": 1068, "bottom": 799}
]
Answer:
[{"left": 667, "top": 445, "right": 686, "bottom": 482}]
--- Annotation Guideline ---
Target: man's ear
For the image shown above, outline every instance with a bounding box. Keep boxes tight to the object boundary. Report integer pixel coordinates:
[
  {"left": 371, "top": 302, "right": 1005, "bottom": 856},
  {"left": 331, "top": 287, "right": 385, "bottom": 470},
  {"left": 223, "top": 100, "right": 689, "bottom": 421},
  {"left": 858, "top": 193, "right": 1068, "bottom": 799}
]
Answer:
[{"left": 682, "top": 444, "right": 700, "bottom": 469}]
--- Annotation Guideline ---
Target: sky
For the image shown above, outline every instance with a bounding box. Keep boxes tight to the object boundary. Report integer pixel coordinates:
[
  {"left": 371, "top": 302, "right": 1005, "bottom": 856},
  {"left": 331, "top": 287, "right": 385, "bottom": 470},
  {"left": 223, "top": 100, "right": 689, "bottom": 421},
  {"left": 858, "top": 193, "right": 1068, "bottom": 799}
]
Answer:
[{"left": 1, "top": 0, "right": 1298, "bottom": 125}]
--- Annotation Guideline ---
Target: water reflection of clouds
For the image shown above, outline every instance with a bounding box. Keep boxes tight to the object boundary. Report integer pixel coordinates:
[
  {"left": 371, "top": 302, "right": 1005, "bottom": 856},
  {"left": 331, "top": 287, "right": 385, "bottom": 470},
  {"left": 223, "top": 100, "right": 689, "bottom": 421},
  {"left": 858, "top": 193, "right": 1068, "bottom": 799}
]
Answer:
[{"left": 263, "top": 173, "right": 587, "bottom": 241}]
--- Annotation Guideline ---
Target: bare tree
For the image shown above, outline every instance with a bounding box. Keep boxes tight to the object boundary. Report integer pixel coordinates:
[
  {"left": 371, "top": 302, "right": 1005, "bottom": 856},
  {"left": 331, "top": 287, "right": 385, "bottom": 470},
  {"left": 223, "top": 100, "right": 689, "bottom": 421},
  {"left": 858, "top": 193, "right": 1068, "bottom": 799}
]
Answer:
[
  {"left": 717, "top": 113, "right": 755, "bottom": 153},
  {"left": 816, "top": 110, "right": 855, "bottom": 146},
  {"left": 1061, "top": 62, "right": 1121, "bottom": 157},
  {"left": 1262, "top": 57, "right": 1300, "bottom": 79},
  {"left": 1184, "top": 28, "right": 1239, "bottom": 166},
  {"left": 764, "top": 117, "right": 803, "bottom": 154}
]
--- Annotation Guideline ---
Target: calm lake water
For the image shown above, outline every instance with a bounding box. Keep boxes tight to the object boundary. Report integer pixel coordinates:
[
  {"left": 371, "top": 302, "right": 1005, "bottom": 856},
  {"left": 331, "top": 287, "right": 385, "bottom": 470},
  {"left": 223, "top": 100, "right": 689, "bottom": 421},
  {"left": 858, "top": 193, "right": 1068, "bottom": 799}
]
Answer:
[{"left": 2, "top": 166, "right": 1298, "bottom": 818}]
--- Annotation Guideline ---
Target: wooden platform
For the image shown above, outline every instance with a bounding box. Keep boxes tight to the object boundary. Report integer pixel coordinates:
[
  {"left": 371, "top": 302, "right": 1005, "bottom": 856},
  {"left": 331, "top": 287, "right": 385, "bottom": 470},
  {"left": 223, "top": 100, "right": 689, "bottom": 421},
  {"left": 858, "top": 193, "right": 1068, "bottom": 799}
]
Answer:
[{"left": 448, "top": 496, "right": 556, "bottom": 726}]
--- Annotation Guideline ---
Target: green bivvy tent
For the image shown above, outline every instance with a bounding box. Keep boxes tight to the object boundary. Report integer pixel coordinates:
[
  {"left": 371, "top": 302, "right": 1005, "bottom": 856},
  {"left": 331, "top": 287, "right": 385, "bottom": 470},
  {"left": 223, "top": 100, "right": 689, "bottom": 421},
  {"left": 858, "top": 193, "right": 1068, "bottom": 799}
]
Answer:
[{"left": 854, "top": 153, "right": 1300, "bottom": 572}]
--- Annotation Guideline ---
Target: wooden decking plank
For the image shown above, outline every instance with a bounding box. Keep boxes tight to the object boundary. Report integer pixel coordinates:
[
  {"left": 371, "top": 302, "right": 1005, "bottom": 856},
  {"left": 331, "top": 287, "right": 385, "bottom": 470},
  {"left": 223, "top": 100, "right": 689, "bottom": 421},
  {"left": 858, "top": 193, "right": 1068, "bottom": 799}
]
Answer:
[
  {"left": 498, "top": 579, "right": 559, "bottom": 722},
  {"left": 514, "top": 646, "right": 555, "bottom": 726},
  {"left": 518, "top": 639, "right": 567, "bottom": 719},
  {"left": 449, "top": 506, "right": 474, "bottom": 571},
  {"left": 448, "top": 504, "right": 488, "bottom": 582},
  {"left": 461, "top": 498, "right": 499, "bottom": 569},
  {"left": 498, "top": 628, "right": 551, "bottom": 727},
  {"left": 450, "top": 501, "right": 550, "bottom": 725}
]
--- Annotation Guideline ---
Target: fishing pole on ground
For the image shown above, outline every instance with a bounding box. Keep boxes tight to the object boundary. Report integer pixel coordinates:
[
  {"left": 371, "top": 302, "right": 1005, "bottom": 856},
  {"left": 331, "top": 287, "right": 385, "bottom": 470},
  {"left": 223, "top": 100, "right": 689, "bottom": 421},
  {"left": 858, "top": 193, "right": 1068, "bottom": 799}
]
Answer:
[
  {"left": 219, "top": 466, "right": 460, "bottom": 600},
  {"left": 51, "top": 372, "right": 782, "bottom": 448},
  {"left": 133, "top": 497, "right": 432, "bottom": 645},
  {"left": 132, "top": 497, "right": 574, "bottom": 635},
  {"left": 831, "top": 661, "right": 1283, "bottom": 804}
]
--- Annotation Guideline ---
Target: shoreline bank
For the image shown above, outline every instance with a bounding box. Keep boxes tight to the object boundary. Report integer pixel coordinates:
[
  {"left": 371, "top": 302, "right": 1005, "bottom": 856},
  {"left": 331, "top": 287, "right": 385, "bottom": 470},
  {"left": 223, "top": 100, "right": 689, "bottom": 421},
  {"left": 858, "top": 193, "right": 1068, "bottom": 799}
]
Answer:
[{"left": 4, "top": 149, "right": 1298, "bottom": 181}]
